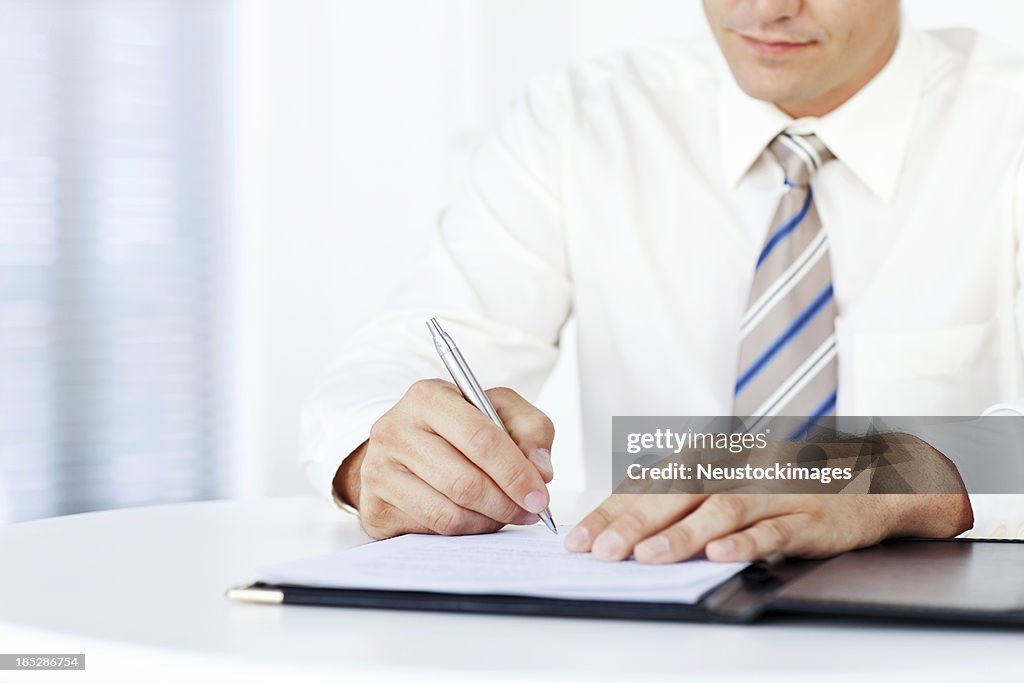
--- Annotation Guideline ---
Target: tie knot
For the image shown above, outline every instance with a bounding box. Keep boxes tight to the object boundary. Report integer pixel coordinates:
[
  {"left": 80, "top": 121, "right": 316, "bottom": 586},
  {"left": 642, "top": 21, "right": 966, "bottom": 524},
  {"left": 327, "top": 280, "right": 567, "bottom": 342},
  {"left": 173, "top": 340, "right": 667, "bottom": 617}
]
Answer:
[{"left": 768, "top": 133, "right": 834, "bottom": 187}]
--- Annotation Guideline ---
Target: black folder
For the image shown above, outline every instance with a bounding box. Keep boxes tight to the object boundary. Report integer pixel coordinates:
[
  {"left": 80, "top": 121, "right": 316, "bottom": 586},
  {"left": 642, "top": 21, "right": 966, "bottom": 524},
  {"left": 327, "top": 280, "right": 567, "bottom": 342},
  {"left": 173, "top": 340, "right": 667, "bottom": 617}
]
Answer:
[{"left": 227, "top": 539, "right": 1024, "bottom": 627}]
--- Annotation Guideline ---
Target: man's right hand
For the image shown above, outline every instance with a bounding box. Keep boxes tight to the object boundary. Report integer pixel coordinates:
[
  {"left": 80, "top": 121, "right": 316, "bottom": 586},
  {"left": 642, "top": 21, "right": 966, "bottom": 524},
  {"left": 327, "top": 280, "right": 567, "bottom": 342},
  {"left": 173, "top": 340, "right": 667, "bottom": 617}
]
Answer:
[{"left": 333, "top": 379, "right": 555, "bottom": 539}]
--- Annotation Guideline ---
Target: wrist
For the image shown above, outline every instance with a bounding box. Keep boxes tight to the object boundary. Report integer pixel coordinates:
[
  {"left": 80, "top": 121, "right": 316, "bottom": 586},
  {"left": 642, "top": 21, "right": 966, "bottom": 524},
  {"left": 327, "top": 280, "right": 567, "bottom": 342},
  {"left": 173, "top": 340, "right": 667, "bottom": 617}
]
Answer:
[
  {"left": 884, "top": 493, "right": 974, "bottom": 538},
  {"left": 333, "top": 440, "right": 369, "bottom": 509}
]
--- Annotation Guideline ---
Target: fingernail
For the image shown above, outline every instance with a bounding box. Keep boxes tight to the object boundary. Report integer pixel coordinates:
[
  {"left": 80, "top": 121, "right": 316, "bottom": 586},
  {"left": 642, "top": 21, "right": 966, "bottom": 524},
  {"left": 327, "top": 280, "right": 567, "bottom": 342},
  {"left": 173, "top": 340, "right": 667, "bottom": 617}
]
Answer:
[
  {"left": 564, "top": 525, "right": 590, "bottom": 552},
  {"left": 528, "top": 448, "right": 553, "bottom": 478},
  {"left": 514, "top": 512, "right": 541, "bottom": 526},
  {"left": 707, "top": 538, "right": 735, "bottom": 560},
  {"left": 636, "top": 534, "right": 671, "bottom": 561},
  {"left": 523, "top": 489, "right": 547, "bottom": 514},
  {"left": 592, "top": 530, "right": 626, "bottom": 559}
]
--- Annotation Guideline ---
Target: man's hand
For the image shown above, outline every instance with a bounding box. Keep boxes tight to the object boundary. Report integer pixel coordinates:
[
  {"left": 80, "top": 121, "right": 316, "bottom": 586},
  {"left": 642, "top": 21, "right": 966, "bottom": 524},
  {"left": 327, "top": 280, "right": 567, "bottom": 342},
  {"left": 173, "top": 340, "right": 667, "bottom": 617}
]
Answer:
[
  {"left": 564, "top": 493, "right": 973, "bottom": 563},
  {"left": 334, "top": 379, "right": 555, "bottom": 540}
]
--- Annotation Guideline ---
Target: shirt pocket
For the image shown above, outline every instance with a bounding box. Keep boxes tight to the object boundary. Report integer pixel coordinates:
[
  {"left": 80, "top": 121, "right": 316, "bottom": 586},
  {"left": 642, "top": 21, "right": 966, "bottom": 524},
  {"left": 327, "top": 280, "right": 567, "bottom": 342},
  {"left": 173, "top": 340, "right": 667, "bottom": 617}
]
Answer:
[{"left": 848, "top": 317, "right": 1020, "bottom": 415}]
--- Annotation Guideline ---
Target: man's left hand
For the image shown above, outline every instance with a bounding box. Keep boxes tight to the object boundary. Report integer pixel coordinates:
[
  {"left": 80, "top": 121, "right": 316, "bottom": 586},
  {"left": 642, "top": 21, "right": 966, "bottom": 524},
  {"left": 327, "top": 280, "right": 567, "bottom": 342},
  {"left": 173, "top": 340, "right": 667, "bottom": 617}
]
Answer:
[{"left": 563, "top": 492, "right": 973, "bottom": 563}]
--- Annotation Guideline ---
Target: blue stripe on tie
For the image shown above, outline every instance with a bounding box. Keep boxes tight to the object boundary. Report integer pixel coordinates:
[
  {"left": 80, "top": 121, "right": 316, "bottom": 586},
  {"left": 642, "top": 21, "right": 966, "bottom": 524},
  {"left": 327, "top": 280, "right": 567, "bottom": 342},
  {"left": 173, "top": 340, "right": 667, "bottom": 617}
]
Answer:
[
  {"left": 756, "top": 187, "right": 814, "bottom": 269},
  {"left": 787, "top": 390, "right": 838, "bottom": 440},
  {"left": 735, "top": 283, "right": 835, "bottom": 395}
]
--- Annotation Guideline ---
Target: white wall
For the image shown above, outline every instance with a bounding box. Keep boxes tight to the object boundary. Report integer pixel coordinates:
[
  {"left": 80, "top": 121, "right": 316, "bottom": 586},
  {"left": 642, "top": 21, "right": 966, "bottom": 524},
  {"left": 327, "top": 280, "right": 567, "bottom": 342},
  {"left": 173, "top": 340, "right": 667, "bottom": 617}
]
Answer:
[{"left": 232, "top": 0, "right": 1024, "bottom": 498}]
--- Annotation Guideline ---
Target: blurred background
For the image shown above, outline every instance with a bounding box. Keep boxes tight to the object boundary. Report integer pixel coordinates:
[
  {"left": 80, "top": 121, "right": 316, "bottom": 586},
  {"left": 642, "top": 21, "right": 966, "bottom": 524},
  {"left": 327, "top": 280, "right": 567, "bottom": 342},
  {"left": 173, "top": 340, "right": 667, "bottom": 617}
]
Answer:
[{"left": 1, "top": 0, "right": 1021, "bottom": 523}]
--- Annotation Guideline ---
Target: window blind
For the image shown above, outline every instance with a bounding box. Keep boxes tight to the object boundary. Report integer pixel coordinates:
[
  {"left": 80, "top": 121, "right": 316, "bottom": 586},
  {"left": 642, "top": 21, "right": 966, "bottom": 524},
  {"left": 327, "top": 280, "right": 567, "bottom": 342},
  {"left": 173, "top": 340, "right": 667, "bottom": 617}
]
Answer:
[{"left": 0, "top": 0, "right": 227, "bottom": 521}]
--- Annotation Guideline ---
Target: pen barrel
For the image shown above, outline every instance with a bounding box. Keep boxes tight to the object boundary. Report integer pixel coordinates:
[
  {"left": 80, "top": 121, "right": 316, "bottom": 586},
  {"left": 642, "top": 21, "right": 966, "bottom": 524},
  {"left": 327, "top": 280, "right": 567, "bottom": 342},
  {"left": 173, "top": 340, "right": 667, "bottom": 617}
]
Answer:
[
  {"left": 428, "top": 317, "right": 557, "bottom": 535},
  {"left": 437, "top": 348, "right": 505, "bottom": 429}
]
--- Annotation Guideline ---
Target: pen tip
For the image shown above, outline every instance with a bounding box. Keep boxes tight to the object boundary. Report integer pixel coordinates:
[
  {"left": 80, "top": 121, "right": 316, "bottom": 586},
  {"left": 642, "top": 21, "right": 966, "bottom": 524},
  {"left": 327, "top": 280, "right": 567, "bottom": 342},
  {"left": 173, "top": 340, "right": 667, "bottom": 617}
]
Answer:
[{"left": 540, "top": 510, "right": 557, "bottom": 535}]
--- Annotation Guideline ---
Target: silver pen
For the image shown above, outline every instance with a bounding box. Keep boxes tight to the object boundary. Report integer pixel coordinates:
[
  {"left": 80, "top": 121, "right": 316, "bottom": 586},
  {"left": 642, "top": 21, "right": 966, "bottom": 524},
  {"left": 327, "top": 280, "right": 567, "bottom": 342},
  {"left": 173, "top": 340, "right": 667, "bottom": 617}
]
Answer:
[{"left": 426, "top": 317, "right": 557, "bottom": 534}]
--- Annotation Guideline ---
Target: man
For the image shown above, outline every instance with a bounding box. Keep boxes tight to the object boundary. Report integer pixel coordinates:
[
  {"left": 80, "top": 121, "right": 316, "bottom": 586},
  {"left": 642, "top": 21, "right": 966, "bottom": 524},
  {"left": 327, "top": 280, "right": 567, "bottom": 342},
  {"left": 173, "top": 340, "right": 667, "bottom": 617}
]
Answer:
[{"left": 302, "top": 0, "right": 1024, "bottom": 562}]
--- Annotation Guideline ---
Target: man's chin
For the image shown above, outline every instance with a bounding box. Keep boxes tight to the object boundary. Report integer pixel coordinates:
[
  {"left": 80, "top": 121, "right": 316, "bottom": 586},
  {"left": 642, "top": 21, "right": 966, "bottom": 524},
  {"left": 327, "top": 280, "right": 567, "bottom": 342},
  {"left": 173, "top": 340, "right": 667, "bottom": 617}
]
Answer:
[{"left": 732, "top": 72, "right": 809, "bottom": 108}]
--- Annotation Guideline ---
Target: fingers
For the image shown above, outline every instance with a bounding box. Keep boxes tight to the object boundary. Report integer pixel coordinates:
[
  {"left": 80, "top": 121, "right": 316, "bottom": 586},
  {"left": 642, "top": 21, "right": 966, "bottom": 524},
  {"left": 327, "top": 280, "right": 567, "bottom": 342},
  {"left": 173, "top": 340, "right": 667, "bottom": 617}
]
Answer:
[
  {"left": 632, "top": 494, "right": 777, "bottom": 563},
  {"left": 368, "top": 466, "right": 505, "bottom": 537},
  {"left": 590, "top": 495, "right": 707, "bottom": 561},
  {"left": 487, "top": 387, "right": 555, "bottom": 482},
  {"left": 357, "top": 379, "right": 555, "bottom": 538},
  {"left": 412, "top": 382, "right": 551, "bottom": 514},
  {"left": 705, "top": 515, "right": 806, "bottom": 562},
  {"left": 563, "top": 494, "right": 635, "bottom": 553},
  {"left": 358, "top": 497, "right": 431, "bottom": 540},
  {"left": 565, "top": 493, "right": 807, "bottom": 563},
  {"left": 401, "top": 431, "right": 537, "bottom": 526},
  {"left": 705, "top": 493, "right": 945, "bottom": 561},
  {"left": 563, "top": 494, "right": 707, "bottom": 559},
  {"left": 565, "top": 491, "right": 908, "bottom": 565}
]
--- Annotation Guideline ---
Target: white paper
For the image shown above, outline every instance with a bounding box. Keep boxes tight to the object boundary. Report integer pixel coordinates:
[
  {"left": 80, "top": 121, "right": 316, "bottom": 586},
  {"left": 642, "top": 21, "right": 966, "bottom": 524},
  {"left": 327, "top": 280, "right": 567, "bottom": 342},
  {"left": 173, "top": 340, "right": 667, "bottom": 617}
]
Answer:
[{"left": 260, "top": 526, "right": 748, "bottom": 604}]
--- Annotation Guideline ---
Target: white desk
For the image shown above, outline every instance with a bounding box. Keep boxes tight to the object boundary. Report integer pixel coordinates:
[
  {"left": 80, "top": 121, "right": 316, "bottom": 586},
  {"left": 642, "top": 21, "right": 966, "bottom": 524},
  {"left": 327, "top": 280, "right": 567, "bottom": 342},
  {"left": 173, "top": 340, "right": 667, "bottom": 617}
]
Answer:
[{"left": 0, "top": 493, "right": 1019, "bottom": 682}]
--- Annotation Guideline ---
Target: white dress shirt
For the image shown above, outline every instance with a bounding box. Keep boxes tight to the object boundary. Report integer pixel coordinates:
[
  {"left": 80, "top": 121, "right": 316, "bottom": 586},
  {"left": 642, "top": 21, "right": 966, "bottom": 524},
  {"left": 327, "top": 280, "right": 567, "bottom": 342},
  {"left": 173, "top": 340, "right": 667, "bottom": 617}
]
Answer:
[{"left": 302, "top": 22, "right": 1024, "bottom": 538}]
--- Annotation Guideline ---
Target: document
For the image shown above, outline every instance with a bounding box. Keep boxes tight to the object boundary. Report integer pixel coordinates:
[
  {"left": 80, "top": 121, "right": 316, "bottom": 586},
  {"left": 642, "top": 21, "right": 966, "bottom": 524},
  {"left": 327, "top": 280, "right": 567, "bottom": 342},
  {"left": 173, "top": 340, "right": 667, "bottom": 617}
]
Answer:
[{"left": 260, "top": 526, "right": 748, "bottom": 604}]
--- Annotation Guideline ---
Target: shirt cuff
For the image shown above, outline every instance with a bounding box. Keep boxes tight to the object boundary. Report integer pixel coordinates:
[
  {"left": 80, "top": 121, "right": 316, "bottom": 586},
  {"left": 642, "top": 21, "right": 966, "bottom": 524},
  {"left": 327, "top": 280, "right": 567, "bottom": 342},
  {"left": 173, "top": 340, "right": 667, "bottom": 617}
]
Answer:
[
  {"left": 331, "top": 488, "right": 360, "bottom": 518},
  {"left": 981, "top": 401, "right": 1024, "bottom": 416},
  {"left": 961, "top": 494, "right": 1024, "bottom": 539},
  {"left": 301, "top": 397, "right": 397, "bottom": 508},
  {"left": 958, "top": 406, "right": 1024, "bottom": 537}
]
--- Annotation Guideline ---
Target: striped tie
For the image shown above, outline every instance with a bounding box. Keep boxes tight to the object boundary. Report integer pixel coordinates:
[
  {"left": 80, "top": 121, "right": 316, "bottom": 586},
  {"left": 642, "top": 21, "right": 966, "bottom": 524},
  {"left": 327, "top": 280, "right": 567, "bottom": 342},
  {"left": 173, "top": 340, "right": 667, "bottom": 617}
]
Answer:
[{"left": 734, "top": 132, "right": 837, "bottom": 434}]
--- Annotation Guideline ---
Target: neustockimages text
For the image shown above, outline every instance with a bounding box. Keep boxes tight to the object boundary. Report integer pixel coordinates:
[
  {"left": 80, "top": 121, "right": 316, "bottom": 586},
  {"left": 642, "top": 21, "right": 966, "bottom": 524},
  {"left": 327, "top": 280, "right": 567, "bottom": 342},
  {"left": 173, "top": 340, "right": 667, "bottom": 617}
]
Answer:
[
  {"left": 626, "top": 461, "right": 854, "bottom": 485},
  {"left": 623, "top": 429, "right": 854, "bottom": 485}
]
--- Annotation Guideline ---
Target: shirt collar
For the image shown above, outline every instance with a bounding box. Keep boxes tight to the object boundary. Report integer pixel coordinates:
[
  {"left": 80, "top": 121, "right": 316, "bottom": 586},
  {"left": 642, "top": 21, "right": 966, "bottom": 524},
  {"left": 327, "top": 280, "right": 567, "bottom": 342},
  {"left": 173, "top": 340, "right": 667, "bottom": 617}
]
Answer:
[{"left": 717, "top": 18, "right": 927, "bottom": 203}]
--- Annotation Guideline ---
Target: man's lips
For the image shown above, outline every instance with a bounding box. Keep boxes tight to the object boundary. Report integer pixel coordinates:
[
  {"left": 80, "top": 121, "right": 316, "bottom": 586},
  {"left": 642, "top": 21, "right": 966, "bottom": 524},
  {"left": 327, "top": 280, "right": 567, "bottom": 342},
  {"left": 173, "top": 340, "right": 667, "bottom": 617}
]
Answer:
[{"left": 739, "top": 34, "right": 816, "bottom": 55}]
